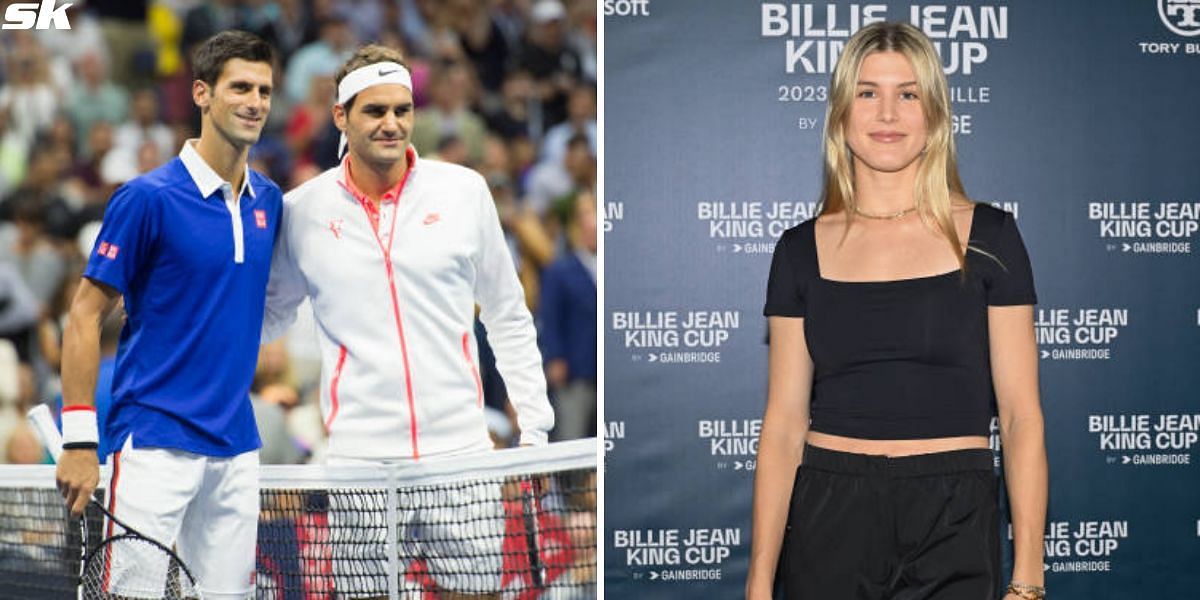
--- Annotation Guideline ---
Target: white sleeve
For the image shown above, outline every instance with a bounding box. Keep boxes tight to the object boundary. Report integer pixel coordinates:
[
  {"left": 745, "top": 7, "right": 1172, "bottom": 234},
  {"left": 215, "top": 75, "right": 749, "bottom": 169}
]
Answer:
[
  {"left": 472, "top": 177, "right": 554, "bottom": 445},
  {"left": 262, "top": 198, "right": 308, "bottom": 343}
]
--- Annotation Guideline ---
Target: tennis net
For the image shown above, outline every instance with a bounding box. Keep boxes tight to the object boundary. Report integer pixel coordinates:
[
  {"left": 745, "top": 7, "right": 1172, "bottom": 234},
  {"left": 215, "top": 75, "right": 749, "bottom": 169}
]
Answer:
[{"left": 0, "top": 439, "right": 596, "bottom": 599}]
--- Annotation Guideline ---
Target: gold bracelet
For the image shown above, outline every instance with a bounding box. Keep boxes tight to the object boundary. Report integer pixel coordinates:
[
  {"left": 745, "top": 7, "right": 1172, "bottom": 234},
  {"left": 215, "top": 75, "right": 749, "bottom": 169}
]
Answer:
[{"left": 1006, "top": 582, "right": 1046, "bottom": 600}]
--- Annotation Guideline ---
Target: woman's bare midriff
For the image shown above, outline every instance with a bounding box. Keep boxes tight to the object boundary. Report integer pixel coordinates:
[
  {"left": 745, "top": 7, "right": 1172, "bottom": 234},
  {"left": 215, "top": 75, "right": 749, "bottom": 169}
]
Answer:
[{"left": 806, "top": 431, "right": 990, "bottom": 457}]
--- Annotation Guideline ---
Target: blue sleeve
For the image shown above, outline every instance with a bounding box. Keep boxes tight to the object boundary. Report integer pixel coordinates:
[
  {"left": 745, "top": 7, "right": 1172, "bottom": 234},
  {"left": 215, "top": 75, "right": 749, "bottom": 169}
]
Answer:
[
  {"left": 538, "top": 261, "right": 567, "bottom": 362},
  {"left": 83, "top": 184, "right": 158, "bottom": 295}
]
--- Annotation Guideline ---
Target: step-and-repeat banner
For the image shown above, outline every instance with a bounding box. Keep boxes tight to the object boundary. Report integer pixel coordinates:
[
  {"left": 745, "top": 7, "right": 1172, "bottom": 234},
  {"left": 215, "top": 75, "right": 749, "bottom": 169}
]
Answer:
[{"left": 603, "top": 1, "right": 1200, "bottom": 597}]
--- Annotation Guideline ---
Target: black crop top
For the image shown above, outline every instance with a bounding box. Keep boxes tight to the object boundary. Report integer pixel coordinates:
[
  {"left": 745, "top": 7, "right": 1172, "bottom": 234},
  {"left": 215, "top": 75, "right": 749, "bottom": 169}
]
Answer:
[{"left": 762, "top": 204, "right": 1037, "bottom": 439}]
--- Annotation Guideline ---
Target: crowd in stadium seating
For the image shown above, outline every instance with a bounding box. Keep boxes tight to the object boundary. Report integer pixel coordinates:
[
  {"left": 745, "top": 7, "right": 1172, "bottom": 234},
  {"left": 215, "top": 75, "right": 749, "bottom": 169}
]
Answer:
[{"left": 0, "top": 0, "right": 598, "bottom": 465}]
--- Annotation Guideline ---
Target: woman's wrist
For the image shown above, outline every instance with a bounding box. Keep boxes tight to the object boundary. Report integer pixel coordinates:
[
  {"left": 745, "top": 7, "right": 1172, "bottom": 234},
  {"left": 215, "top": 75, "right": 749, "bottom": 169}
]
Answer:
[{"left": 1006, "top": 581, "right": 1046, "bottom": 599}]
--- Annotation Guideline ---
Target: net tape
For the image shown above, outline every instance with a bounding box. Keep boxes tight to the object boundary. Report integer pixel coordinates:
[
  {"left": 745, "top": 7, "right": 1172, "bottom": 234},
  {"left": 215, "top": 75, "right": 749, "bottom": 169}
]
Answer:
[{"left": 0, "top": 439, "right": 596, "bottom": 599}]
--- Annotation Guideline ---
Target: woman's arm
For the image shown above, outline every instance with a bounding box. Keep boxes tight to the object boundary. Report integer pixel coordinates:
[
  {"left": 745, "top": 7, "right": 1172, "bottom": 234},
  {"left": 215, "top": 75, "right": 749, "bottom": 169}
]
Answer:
[
  {"left": 746, "top": 316, "right": 814, "bottom": 599},
  {"left": 989, "top": 304, "right": 1048, "bottom": 596}
]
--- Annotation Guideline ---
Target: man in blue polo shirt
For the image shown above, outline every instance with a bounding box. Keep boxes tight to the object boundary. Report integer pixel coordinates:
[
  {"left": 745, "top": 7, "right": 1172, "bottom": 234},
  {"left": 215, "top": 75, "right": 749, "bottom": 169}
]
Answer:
[{"left": 55, "top": 31, "right": 280, "bottom": 599}]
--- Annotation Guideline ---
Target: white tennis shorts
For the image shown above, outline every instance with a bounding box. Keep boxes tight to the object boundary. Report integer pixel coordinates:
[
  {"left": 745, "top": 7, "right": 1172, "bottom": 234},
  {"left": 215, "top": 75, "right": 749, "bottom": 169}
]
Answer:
[
  {"left": 326, "top": 457, "right": 505, "bottom": 597},
  {"left": 103, "top": 435, "right": 259, "bottom": 600}
]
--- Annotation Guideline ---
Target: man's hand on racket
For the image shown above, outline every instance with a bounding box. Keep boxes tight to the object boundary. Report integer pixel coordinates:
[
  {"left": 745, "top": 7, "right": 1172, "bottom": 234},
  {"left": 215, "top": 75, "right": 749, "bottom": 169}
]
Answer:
[{"left": 57, "top": 449, "right": 99, "bottom": 517}]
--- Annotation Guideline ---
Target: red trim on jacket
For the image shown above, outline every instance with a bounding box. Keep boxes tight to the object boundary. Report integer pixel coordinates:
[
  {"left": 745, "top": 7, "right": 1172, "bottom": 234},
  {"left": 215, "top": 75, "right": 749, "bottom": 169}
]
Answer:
[
  {"left": 463, "top": 332, "right": 483, "bottom": 408},
  {"left": 326, "top": 345, "right": 348, "bottom": 432}
]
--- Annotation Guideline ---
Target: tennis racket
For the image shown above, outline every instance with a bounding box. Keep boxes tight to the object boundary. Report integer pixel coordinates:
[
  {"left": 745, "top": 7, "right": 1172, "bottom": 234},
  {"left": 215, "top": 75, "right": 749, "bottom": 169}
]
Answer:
[
  {"left": 28, "top": 404, "right": 203, "bottom": 600},
  {"left": 518, "top": 476, "right": 545, "bottom": 590}
]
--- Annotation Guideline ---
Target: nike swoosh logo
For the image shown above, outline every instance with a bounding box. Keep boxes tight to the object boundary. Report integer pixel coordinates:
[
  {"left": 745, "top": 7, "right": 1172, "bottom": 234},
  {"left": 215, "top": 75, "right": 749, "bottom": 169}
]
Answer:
[{"left": 379, "top": 68, "right": 399, "bottom": 77}]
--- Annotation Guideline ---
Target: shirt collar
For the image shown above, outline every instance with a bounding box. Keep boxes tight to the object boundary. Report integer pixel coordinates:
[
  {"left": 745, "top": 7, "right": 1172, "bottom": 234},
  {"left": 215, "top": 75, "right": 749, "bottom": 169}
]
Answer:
[
  {"left": 337, "top": 145, "right": 419, "bottom": 205},
  {"left": 178, "top": 138, "right": 257, "bottom": 200}
]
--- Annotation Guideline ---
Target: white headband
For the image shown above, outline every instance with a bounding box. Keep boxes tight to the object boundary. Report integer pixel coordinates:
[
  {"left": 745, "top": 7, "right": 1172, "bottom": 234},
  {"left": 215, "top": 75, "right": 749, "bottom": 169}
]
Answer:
[
  {"left": 337, "top": 61, "right": 412, "bottom": 105},
  {"left": 336, "top": 62, "right": 413, "bottom": 157}
]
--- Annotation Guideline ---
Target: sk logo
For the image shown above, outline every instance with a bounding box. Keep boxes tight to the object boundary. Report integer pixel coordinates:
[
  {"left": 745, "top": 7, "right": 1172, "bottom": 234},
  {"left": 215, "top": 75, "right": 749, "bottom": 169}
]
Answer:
[
  {"left": 1, "top": 0, "right": 72, "bottom": 30},
  {"left": 1160, "top": 0, "right": 1200, "bottom": 36},
  {"left": 423, "top": 213, "right": 441, "bottom": 225},
  {"left": 329, "top": 218, "right": 344, "bottom": 239},
  {"left": 254, "top": 210, "right": 267, "bottom": 229}
]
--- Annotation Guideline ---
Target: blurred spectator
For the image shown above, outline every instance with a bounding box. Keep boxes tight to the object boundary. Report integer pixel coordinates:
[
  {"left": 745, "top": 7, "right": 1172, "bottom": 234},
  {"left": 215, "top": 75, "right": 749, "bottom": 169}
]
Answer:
[
  {"left": 90, "top": 0, "right": 156, "bottom": 88},
  {"left": 252, "top": 341, "right": 305, "bottom": 465},
  {"left": 36, "top": 3, "right": 110, "bottom": 79},
  {"left": 336, "top": 0, "right": 390, "bottom": 47},
  {"left": 182, "top": 0, "right": 288, "bottom": 60},
  {"left": 446, "top": 0, "right": 512, "bottom": 93},
  {"left": 525, "top": 132, "right": 594, "bottom": 220},
  {"left": 435, "top": 134, "right": 470, "bottom": 166},
  {"left": 44, "top": 116, "right": 78, "bottom": 171},
  {"left": 0, "top": 360, "right": 37, "bottom": 463},
  {"left": 64, "top": 52, "right": 129, "bottom": 151},
  {"left": 411, "top": 61, "right": 486, "bottom": 165},
  {"left": 538, "top": 191, "right": 596, "bottom": 441},
  {"left": 488, "top": 0, "right": 529, "bottom": 51},
  {"left": 270, "top": 0, "right": 314, "bottom": 60},
  {"left": 515, "top": 0, "right": 584, "bottom": 130},
  {"left": 482, "top": 69, "right": 540, "bottom": 142},
  {"left": 539, "top": 83, "right": 595, "bottom": 164},
  {"left": 4, "top": 423, "right": 44, "bottom": 464},
  {"left": 112, "top": 88, "right": 176, "bottom": 164},
  {"left": 284, "top": 14, "right": 356, "bottom": 104},
  {"left": 67, "top": 120, "right": 117, "bottom": 210},
  {"left": 4, "top": 142, "right": 79, "bottom": 238},
  {"left": 397, "top": 0, "right": 440, "bottom": 59},
  {"left": 0, "top": 37, "right": 60, "bottom": 151},
  {"left": 1, "top": 197, "right": 67, "bottom": 308},
  {"left": 567, "top": 0, "right": 598, "bottom": 83},
  {"left": 0, "top": 338, "right": 18, "bottom": 404},
  {"left": 284, "top": 70, "right": 336, "bottom": 169},
  {"left": 482, "top": 136, "right": 555, "bottom": 308},
  {"left": 0, "top": 265, "right": 39, "bottom": 360},
  {"left": 0, "top": 108, "right": 28, "bottom": 198}
]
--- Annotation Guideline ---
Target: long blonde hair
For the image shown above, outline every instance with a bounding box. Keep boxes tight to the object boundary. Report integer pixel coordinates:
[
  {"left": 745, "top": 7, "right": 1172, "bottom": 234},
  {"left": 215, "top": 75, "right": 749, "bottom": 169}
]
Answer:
[{"left": 820, "top": 22, "right": 969, "bottom": 267}]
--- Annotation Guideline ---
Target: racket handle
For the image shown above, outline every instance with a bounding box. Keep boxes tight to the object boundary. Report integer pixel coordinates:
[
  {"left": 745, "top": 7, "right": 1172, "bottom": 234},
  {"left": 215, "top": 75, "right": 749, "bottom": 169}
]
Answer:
[{"left": 27, "top": 403, "right": 64, "bottom": 462}]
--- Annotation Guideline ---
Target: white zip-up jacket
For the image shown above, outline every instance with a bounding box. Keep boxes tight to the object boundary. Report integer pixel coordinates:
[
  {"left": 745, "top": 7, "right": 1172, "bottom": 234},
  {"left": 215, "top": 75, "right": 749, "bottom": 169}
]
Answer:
[{"left": 263, "top": 149, "right": 552, "bottom": 459}]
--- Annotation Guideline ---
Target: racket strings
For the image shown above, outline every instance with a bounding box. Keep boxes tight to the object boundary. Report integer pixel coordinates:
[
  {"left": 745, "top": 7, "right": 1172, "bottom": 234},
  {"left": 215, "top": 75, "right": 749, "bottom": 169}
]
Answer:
[{"left": 79, "top": 506, "right": 200, "bottom": 600}]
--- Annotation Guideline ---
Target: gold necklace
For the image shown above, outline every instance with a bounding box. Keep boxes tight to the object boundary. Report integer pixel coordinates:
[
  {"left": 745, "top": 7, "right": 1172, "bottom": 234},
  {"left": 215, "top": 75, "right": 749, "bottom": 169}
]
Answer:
[{"left": 853, "top": 205, "right": 917, "bottom": 220}]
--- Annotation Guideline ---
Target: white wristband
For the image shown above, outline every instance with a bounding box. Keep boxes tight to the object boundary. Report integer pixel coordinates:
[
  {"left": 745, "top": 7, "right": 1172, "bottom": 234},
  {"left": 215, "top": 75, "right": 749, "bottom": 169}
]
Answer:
[{"left": 61, "top": 407, "right": 99, "bottom": 446}]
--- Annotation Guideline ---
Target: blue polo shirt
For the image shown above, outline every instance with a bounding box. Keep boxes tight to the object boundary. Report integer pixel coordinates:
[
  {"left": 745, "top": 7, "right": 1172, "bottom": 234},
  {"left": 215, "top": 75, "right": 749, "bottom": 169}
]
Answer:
[{"left": 84, "top": 141, "right": 282, "bottom": 457}]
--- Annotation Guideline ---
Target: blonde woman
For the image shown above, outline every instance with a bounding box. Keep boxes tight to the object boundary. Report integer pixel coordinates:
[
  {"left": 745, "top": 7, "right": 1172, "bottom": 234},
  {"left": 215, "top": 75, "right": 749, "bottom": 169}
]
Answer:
[{"left": 747, "top": 22, "right": 1047, "bottom": 600}]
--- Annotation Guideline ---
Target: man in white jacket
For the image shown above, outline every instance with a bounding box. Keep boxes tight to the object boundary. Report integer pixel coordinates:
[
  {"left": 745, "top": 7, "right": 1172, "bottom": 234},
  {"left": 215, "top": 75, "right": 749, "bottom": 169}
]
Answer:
[{"left": 262, "top": 45, "right": 554, "bottom": 598}]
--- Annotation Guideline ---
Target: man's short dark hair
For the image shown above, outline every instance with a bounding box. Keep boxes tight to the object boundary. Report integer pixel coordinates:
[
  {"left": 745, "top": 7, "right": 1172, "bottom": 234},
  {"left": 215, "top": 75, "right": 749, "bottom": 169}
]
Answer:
[{"left": 192, "top": 31, "right": 274, "bottom": 87}]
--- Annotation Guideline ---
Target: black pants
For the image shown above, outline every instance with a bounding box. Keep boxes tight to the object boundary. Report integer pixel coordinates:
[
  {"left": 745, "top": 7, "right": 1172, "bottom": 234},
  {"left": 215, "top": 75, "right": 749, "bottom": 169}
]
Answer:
[{"left": 782, "top": 445, "right": 1000, "bottom": 600}]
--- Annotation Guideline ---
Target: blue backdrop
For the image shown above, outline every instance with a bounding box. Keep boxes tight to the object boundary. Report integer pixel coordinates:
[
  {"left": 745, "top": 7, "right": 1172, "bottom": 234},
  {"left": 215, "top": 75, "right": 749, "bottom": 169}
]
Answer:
[{"left": 603, "top": 1, "right": 1200, "bottom": 597}]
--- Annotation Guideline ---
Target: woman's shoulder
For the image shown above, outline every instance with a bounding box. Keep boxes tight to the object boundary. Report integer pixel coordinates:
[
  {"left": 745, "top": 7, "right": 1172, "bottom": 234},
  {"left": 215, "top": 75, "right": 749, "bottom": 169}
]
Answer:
[
  {"left": 781, "top": 213, "right": 825, "bottom": 242},
  {"left": 965, "top": 201, "right": 1017, "bottom": 241},
  {"left": 774, "top": 216, "right": 821, "bottom": 271}
]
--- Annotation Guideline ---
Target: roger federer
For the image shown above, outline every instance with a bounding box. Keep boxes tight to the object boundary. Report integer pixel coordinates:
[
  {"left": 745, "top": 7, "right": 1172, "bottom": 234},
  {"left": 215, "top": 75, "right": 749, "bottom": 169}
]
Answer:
[
  {"left": 262, "top": 44, "right": 553, "bottom": 599},
  {"left": 55, "top": 31, "right": 280, "bottom": 599}
]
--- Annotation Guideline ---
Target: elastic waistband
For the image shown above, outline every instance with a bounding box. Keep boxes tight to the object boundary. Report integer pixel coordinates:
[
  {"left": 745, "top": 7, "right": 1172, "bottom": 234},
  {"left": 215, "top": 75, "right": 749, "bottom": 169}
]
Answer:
[{"left": 802, "top": 444, "right": 994, "bottom": 477}]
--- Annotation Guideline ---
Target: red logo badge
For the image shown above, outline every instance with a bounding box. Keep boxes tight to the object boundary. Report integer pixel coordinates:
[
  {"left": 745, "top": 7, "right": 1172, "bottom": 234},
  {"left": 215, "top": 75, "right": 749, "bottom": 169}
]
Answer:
[
  {"left": 254, "top": 209, "right": 268, "bottom": 229},
  {"left": 329, "top": 218, "right": 344, "bottom": 239},
  {"left": 423, "top": 213, "right": 440, "bottom": 225},
  {"left": 97, "top": 241, "right": 119, "bottom": 259}
]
